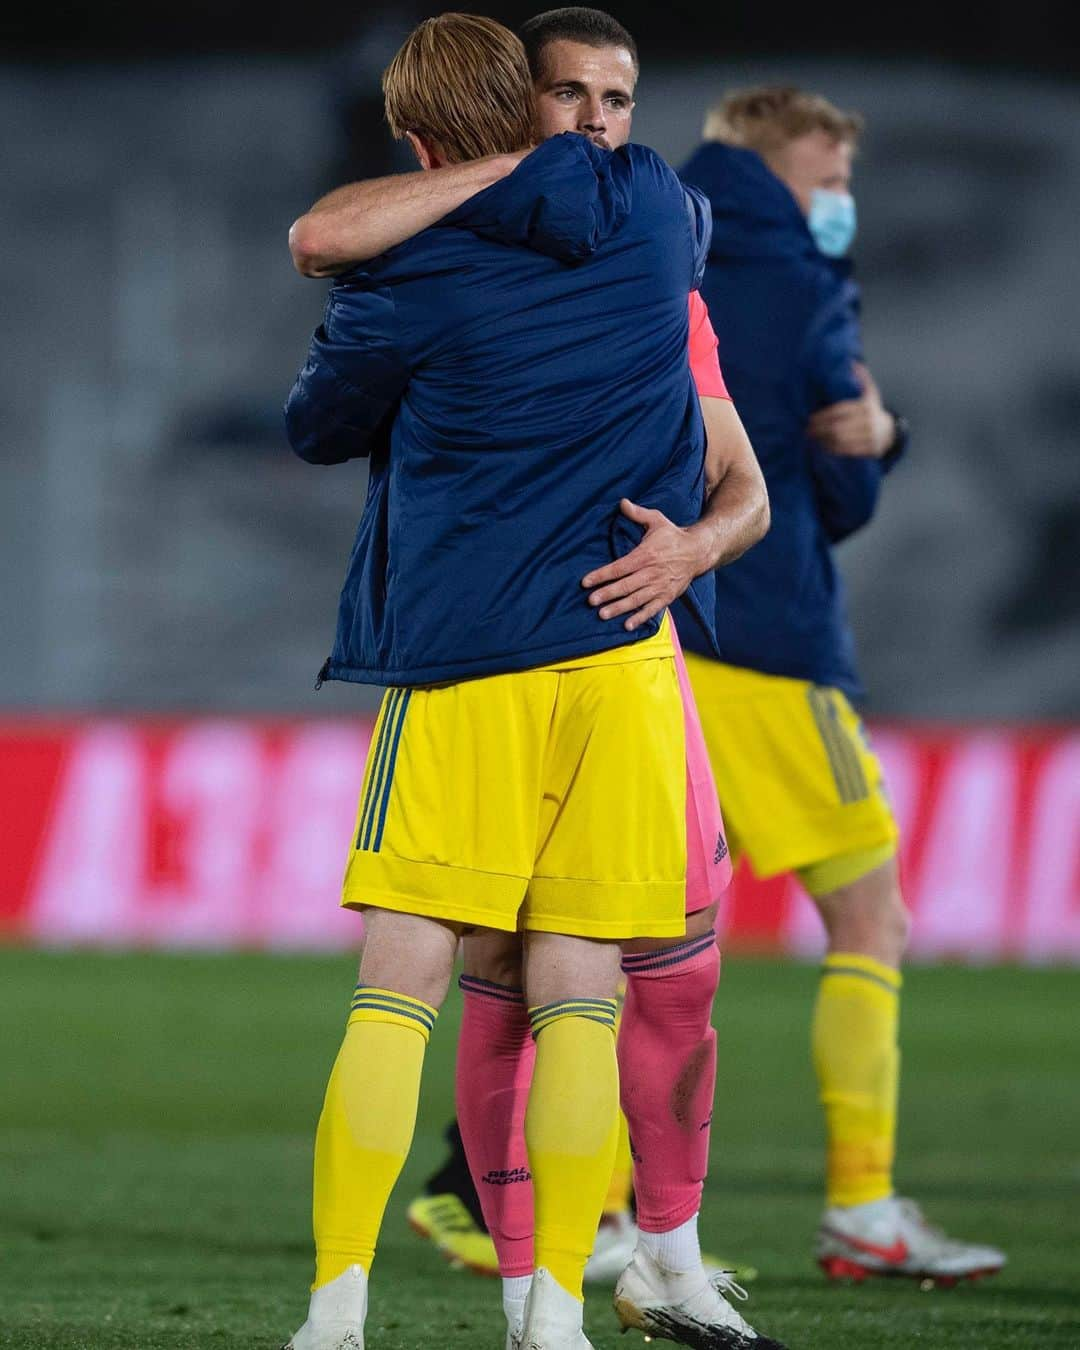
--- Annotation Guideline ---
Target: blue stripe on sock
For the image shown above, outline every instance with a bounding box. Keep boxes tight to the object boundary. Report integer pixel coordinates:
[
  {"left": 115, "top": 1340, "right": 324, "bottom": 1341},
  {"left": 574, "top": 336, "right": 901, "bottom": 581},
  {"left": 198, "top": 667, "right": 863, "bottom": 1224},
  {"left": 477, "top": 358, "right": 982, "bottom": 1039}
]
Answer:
[
  {"left": 351, "top": 982, "right": 432, "bottom": 1015},
  {"left": 527, "top": 998, "right": 618, "bottom": 1035},
  {"left": 621, "top": 933, "right": 716, "bottom": 974},
  {"left": 530, "top": 1012, "right": 617, "bottom": 1039},
  {"left": 820, "top": 964, "right": 900, "bottom": 995},
  {"left": 352, "top": 985, "right": 436, "bottom": 1021},
  {"left": 350, "top": 1001, "right": 435, "bottom": 1033},
  {"left": 458, "top": 974, "right": 524, "bottom": 1003},
  {"left": 350, "top": 994, "right": 436, "bottom": 1029},
  {"left": 372, "top": 688, "right": 412, "bottom": 853}
]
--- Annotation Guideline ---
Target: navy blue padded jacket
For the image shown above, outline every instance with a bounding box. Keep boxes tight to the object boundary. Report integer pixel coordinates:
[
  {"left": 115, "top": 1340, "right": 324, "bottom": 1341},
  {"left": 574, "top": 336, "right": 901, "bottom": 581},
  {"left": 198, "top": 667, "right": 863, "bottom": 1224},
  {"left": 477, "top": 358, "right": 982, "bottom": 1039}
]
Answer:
[{"left": 286, "top": 135, "right": 717, "bottom": 687}]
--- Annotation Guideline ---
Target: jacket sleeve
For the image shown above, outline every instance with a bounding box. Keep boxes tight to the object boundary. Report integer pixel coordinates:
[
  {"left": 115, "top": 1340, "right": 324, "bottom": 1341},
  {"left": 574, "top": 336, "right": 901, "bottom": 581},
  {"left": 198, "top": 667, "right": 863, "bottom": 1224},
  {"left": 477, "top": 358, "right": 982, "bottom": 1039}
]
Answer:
[
  {"left": 808, "top": 448, "right": 884, "bottom": 543},
  {"left": 284, "top": 279, "right": 410, "bottom": 465},
  {"left": 801, "top": 274, "right": 883, "bottom": 543},
  {"left": 442, "top": 134, "right": 630, "bottom": 263}
]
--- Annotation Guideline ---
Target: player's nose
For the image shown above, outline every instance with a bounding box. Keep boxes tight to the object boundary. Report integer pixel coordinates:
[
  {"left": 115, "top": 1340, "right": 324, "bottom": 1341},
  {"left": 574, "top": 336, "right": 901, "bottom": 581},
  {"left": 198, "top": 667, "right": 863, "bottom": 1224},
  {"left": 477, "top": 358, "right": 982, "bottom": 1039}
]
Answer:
[{"left": 580, "top": 98, "right": 606, "bottom": 133}]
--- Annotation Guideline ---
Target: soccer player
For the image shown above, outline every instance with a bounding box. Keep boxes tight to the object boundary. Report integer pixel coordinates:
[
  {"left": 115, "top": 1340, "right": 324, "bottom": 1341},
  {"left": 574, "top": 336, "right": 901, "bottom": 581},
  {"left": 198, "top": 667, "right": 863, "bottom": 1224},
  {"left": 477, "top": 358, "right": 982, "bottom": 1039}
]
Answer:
[
  {"left": 282, "top": 15, "right": 780, "bottom": 1350},
  {"left": 286, "top": 14, "right": 781, "bottom": 1349},
  {"left": 675, "top": 86, "right": 1005, "bottom": 1283}
]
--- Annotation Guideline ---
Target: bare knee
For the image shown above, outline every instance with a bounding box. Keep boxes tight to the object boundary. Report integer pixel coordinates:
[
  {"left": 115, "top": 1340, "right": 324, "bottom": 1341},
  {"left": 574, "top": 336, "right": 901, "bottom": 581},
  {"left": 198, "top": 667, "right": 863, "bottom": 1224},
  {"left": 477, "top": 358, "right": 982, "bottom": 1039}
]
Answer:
[
  {"left": 462, "top": 928, "right": 524, "bottom": 989},
  {"left": 815, "top": 857, "right": 909, "bottom": 967},
  {"left": 523, "top": 931, "right": 622, "bottom": 1006},
  {"left": 357, "top": 908, "right": 462, "bottom": 1008}
]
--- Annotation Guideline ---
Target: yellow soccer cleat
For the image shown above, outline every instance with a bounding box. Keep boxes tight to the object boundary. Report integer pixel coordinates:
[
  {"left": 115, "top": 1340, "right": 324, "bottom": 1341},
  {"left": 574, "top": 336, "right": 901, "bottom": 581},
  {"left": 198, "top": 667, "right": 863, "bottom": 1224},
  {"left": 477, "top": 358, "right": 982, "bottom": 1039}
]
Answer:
[{"left": 406, "top": 1193, "right": 500, "bottom": 1277}]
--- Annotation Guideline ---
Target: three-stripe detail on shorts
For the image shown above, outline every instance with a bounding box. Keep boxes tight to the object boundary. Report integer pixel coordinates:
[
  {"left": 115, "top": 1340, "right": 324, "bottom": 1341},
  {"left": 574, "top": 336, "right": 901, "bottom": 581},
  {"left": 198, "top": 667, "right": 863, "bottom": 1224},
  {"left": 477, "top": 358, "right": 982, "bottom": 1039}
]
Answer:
[
  {"left": 356, "top": 687, "right": 413, "bottom": 853},
  {"left": 806, "top": 687, "right": 869, "bottom": 805}
]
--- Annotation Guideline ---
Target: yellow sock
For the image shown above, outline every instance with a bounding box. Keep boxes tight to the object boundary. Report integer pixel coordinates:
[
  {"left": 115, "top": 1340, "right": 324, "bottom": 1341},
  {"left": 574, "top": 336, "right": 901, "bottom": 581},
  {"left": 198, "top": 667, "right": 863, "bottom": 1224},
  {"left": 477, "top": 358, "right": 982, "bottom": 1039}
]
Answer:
[
  {"left": 812, "top": 953, "right": 901, "bottom": 1208},
  {"left": 527, "top": 999, "right": 620, "bottom": 1299},
  {"left": 312, "top": 985, "right": 436, "bottom": 1287}
]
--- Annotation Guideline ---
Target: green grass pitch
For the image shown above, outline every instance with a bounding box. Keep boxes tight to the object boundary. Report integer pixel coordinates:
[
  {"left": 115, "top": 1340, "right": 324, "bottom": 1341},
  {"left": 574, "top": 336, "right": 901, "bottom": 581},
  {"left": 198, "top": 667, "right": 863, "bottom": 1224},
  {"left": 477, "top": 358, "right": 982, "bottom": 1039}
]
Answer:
[{"left": 2, "top": 950, "right": 1078, "bottom": 1348}]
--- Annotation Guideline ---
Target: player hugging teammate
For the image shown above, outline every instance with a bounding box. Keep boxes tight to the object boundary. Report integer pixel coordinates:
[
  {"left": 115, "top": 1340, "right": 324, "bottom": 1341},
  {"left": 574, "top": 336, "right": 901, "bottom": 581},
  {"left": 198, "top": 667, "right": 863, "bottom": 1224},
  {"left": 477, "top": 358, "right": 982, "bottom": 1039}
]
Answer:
[{"left": 282, "top": 8, "right": 1003, "bottom": 1350}]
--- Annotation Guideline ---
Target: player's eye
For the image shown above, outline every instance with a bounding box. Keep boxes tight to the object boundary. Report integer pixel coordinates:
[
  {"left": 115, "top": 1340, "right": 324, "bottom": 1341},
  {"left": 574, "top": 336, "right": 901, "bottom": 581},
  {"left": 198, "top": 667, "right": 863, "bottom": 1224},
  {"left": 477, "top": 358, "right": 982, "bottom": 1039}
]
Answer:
[
  {"left": 553, "top": 88, "right": 579, "bottom": 102},
  {"left": 605, "top": 97, "right": 630, "bottom": 111}
]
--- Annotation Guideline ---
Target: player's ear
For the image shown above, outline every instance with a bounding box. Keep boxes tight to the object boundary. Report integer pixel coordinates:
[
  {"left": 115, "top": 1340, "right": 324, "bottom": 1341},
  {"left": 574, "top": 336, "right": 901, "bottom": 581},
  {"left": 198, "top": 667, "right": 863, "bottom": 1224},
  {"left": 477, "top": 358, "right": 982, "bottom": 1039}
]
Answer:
[{"left": 406, "top": 132, "right": 446, "bottom": 171}]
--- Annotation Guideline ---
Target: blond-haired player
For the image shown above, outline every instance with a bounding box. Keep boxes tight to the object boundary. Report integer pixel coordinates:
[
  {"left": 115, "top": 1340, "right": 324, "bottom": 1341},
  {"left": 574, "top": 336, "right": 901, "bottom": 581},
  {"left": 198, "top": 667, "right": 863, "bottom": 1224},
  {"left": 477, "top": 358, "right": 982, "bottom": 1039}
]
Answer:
[
  {"left": 679, "top": 85, "right": 1004, "bottom": 1284},
  {"left": 281, "top": 14, "right": 781, "bottom": 1350}
]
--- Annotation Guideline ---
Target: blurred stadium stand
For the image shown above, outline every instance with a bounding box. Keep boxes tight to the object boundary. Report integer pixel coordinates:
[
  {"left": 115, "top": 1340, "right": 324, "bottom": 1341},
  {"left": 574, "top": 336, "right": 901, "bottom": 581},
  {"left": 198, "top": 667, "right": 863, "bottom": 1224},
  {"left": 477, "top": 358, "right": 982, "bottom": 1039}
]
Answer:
[{"left": 1, "top": 51, "right": 1077, "bottom": 718}]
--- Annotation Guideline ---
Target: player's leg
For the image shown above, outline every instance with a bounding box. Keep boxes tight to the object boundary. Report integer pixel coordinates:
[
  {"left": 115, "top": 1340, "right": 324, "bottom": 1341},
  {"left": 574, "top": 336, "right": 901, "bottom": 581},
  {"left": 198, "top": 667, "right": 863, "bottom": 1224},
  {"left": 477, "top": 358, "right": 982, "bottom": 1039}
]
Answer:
[
  {"left": 287, "top": 908, "right": 460, "bottom": 1350},
  {"left": 286, "top": 674, "right": 548, "bottom": 1349},
  {"left": 613, "top": 906, "right": 785, "bottom": 1350},
  {"left": 806, "top": 849, "right": 907, "bottom": 1216},
  {"left": 619, "top": 620, "right": 728, "bottom": 1273},
  {"left": 455, "top": 929, "right": 536, "bottom": 1332},
  {"left": 520, "top": 930, "right": 623, "bottom": 1346},
  {"left": 807, "top": 849, "right": 1005, "bottom": 1282},
  {"left": 618, "top": 905, "right": 720, "bottom": 1271},
  {"left": 517, "top": 637, "right": 684, "bottom": 1348},
  {"left": 685, "top": 656, "right": 1004, "bottom": 1284},
  {"left": 406, "top": 931, "right": 527, "bottom": 1288}
]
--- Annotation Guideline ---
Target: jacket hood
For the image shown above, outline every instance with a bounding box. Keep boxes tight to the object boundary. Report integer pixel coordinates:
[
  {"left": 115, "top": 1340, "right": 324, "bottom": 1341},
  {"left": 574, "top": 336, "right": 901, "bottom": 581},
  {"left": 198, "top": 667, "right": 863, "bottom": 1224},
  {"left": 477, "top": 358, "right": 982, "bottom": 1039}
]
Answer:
[
  {"left": 681, "top": 141, "right": 827, "bottom": 265},
  {"left": 442, "top": 133, "right": 630, "bottom": 263}
]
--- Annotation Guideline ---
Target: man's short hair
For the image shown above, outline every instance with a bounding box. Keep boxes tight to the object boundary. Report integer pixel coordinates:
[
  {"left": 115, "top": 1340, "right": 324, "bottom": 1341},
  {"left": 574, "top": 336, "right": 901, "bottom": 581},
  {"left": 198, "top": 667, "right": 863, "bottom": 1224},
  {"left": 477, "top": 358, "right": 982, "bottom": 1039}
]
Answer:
[
  {"left": 383, "top": 12, "right": 535, "bottom": 163},
  {"left": 704, "top": 86, "right": 863, "bottom": 155},
  {"left": 519, "top": 7, "right": 639, "bottom": 82}
]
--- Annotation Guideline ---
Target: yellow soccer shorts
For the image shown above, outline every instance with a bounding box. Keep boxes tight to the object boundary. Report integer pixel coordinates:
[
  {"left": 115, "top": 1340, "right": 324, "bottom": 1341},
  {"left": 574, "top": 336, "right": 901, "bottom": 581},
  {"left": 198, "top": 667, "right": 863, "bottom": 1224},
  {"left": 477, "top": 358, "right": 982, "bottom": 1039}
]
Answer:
[
  {"left": 682, "top": 653, "right": 898, "bottom": 888},
  {"left": 342, "top": 626, "right": 687, "bottom": 940}
]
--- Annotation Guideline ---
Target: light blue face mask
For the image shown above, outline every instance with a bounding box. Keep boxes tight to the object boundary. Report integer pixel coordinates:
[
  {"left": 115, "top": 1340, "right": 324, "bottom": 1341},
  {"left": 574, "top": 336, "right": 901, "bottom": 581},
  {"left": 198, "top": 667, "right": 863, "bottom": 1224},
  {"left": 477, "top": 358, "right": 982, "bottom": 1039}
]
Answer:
[{"left": 808, "top": 189, "right": 857, "bottom": 258}]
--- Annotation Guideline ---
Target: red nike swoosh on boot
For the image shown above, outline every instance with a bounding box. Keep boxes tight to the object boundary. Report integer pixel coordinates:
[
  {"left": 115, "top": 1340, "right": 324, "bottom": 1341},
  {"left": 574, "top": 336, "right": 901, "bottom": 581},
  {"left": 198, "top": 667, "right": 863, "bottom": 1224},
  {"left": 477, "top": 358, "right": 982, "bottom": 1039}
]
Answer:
[{"left": 826, "top": 1230, "right": 909, "bottom": 1263}]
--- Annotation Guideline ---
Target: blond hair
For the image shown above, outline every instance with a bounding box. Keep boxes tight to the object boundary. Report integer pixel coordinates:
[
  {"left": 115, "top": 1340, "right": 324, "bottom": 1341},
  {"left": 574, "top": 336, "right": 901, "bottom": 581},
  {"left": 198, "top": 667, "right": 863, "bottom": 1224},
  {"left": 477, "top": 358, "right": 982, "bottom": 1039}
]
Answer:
[
  {"left": 383, "top": 13, "right": 535, "bottom": 163},
  {"left": 704, "top": 86, "right": 863, "bottom": 155}
]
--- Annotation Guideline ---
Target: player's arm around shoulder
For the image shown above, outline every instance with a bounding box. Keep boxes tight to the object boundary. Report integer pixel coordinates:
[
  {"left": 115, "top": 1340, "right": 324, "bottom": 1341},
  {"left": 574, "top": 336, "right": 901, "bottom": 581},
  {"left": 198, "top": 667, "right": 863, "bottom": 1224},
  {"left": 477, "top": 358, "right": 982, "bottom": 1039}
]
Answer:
[
  {"left": 288, "top": 153, "right": 525, "bottom": 277},
  {"left": 284, "top": 273, "right": 411, "bottom": 466}
]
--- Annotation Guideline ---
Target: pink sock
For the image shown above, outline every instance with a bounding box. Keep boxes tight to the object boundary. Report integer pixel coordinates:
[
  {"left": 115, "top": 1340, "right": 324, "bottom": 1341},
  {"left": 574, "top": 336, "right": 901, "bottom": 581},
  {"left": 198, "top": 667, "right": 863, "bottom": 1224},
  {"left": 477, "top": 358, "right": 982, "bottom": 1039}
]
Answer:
[
  {"left": 618, "top": 934, "right": 720, "bottom": 1234},
  {"left": 456, "top": 974, "right": 536, "bottom": 1277}
]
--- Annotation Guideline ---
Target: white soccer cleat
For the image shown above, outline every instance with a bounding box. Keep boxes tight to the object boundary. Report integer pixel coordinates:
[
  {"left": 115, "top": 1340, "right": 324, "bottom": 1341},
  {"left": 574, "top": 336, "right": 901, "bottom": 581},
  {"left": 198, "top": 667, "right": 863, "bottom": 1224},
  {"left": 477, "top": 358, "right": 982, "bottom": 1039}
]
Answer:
[
  {"left": 282, "top": 1264, "right": 367, "bottom": 1350},
  {"left": 815, "top": 1195, "right": 1006, "bottom": 1286},
  {"left": 519, "top": 1267, "right": 595, "bottom": 1349},
  {"left": 584, "top": 1211, "right": 639, "bottom": 1284},
  {"left": 586, "top": 1213, "right": 758, "bottom": 1288},
  {"left": 613, "top": 1246, "right": 787, "bottom": 1349}
]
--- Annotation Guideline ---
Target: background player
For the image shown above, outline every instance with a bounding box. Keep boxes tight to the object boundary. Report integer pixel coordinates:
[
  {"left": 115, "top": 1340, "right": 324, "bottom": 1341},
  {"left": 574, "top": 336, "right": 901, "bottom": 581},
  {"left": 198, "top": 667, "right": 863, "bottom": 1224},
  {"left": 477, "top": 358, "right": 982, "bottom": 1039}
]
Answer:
[{"left": 667, "top": 86, "right": 1005, "bottom": 1283}]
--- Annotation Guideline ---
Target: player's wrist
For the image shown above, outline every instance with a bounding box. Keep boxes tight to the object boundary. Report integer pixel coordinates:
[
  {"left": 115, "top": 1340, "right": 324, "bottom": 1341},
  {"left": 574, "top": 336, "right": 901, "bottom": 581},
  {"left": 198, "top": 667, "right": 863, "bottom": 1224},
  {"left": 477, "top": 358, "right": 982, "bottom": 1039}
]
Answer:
[{"left": 685, "top": 519, "right": 721, "bottom": 575}]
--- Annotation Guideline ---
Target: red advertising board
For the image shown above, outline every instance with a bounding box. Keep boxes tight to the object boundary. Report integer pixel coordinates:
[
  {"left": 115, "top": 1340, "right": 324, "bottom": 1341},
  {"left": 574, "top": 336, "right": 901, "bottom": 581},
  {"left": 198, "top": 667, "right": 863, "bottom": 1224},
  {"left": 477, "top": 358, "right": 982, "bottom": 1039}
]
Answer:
[{"left": 1, "top": 718, "right": 1077, "bottom": 962}]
